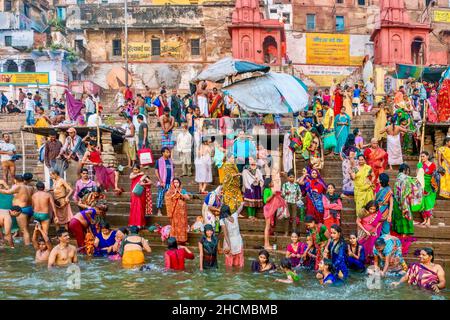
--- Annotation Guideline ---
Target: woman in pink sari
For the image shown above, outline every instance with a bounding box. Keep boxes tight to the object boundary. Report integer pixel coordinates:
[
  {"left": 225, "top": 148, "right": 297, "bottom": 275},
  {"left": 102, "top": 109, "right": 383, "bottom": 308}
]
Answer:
[
  {"left": 426, "top": 90, "right": 438, "bottom": 123},
  {"left": 392, "top": 248, "right": 446, "bottom": 293},
  {"left": 128, "top": 165, "right": 152, "bottom": 228},
  {"left": 356, "top": 200, "right": 382, "bottom": 264}
]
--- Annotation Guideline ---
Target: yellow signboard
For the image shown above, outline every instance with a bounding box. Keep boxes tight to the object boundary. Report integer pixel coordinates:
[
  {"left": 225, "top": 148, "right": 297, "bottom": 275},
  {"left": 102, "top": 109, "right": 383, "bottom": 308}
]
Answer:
[
  {"left": 161, "top": 38, "right": 183, "bottom": 58},
  {"left": 306, "top": 33, "right": 350, "bottom": 66},
  {"left": 433, "top": 10, "right": 450, "bottom": 23},
  {"left": 0, "top": 72, "right": 49, "bottom": 86},
  {"left": 123, "top": 42, "right": 151, "bottom": 60}
]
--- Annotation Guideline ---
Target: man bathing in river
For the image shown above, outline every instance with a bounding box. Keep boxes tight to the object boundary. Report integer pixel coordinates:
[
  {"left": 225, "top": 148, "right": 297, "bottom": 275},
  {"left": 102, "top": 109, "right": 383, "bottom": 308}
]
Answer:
[
  {"left": 48, "top": 228, "right": 77, "bottom": 268},
  {"left": 32, "top": 222, "right": 52, "bottom": 263},
  {"left": 32, "top": 182, "right": 56, "bottom": 235},
  {"left": 0, "top": 175, "right": 34, "bottom": 245}
]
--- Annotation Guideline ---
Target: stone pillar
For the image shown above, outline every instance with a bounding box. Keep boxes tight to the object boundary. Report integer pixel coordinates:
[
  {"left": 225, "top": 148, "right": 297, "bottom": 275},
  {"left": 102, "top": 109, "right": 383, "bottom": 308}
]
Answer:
[{"left": 101, "top": 130, "right": 118, "bottom": 168}]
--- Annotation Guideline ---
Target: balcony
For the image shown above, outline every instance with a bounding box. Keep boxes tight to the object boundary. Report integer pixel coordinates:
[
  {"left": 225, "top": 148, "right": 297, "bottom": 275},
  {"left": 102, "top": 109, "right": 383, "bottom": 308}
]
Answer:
[{"left": 0, "top": 12, "right": 19, "bottom": 30}]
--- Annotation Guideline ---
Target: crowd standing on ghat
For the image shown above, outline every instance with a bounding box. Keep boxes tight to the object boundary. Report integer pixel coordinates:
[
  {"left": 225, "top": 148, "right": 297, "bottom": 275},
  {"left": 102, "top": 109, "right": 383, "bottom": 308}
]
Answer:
[{"left": 0, "top": 76, "right": 449, "bottom": 292}]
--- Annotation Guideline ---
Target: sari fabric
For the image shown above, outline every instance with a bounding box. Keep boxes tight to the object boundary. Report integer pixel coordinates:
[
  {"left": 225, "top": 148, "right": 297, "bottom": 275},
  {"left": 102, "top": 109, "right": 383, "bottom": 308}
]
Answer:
[
  {"left": 437, "top": 78, "right": 450, "bottom": 122},
  {"left": 165, "top": 182, "right": 189, "bottom": 243},
  {"left": 392, "top": 173, "right": 422, "bottom": 235},
  {"left": 375, "top": 186, "right": 393, "bottom": 235},
  {"left": 305, "top": 176, "right": 327, "bottom": 223},
  {"left": 327, "top": 240, "right": 348, "bottom": 280},
  {"left": 334, "top": 113, "right": 351, "bottom": 154},
  {"left": 322, "top": 193, "right": 342, "bottom": 231},
  {"left": 419, "top": 162, "right": 437, "bottom": 218},
  {"left": 438, "top": 146, "right": 450, "bottom": 199},
  {"left": 363, "top": 147, "right": 388, "bottom": 187},
  {"left": 427, "top": 96, "right": 438, "bottom": 123},
  {"left": 222, "top": 163, "right": 243, "bottom": 213},
  {"left": 406, "top": 263, "right": 440, "bottom": 291},
  {"left": 354, "top": 164, "right": 375, "bottom": 214},
  {"left": 357, "top": 208, "right": 382, "bottom": 263}
]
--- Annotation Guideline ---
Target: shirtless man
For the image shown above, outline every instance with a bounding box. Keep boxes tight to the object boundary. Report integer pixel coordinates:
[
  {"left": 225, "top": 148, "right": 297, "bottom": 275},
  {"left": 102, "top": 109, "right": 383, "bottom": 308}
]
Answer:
[
  {"left": 0, "top": 175, "right": 34, "bottom": 245},
  {"left": 32, "top": 222, "right": 52, "bottom": 263},
  {"left": 379, "top": 122, "right": 413, "bottom": 169},
  {"left": 159, "top": 107, "right": 175, "bottom": 149},
  {"left": 32, "top": 181, "right": 56, "bottom": 235},
  {"left": 0, "top": 205, "right": 21, "bottom": 248},
  {"left": 48, "top": 228, "right": 78, "bottom": 268}
]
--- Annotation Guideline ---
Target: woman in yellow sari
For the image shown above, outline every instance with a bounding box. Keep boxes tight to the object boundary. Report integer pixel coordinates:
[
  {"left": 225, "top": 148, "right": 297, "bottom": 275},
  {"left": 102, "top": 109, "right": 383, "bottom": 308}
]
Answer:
[
  {"left": 351, "top": 154, "right": 375, "bottom": 214},
  {"left": 222, "top": 154, "right": 243, "bottom": 213},
  {"left": 374, "top": 102, "right": 388, "bottom": 142},
  {"left": 34, "top": 107, "right": 50, "bottom": 149},
  {"left": 438, "top": 137, "right": 450, "bottom": 199}
]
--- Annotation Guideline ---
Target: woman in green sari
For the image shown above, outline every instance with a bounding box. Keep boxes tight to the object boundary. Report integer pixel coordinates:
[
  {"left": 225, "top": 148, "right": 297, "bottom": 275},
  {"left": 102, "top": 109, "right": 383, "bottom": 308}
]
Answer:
[
  {"left": 392, "top": 164, "right": 422, "bottom": 236},
  {"left": 350, "top": 155, "right": 375, "bottom": 215},
  {"left": 418, "top": 151, "right": 437, "bottom": 227}
]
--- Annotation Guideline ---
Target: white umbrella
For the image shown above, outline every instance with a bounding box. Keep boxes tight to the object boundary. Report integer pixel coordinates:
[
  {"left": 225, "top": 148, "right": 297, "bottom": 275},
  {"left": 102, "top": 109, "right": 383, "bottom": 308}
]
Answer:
[{"left": 222, "top": 72, "right": 309, "bottom": 114}]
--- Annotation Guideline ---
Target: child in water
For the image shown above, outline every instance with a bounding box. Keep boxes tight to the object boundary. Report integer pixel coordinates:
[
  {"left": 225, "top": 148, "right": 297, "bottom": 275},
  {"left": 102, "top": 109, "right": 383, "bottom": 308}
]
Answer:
[
  {"left": 276, "top": 258, "right": 300, "bottom": 284},
  {"left": 316, "top": 258, "right": 340, "bottom": 285},
  {"left": 285, "top": 231, "right": 307, "bottom": 269},
  {"left": 32, "top": 222, "right": 52, "bottom": 263},
  {"left": 347, "top": 232, "right": 366, "bottom": 272}
]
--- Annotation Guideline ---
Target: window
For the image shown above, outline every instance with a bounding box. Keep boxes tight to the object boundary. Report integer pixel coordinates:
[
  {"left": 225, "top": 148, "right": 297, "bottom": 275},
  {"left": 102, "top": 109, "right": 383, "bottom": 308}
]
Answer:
[
  {"left": 336, "top": 0, "right": 343, "bottom": 3},
  {"left": 282, "top": 13, "right": 290, "bottom": 24},
  {"left": 102, "top": 0, "right": 108, "bottom": 3},
  {"left": 24, "top": 3, "right": 30, "bottom": 18},
  {"left": 112, "top": 39, "right": 122, "bottom": 56},
  {"left": 77, "top": 0, "right": 86, "bottom": 4},
  {"left": 358, "top": 0, "right": 365, "bottom": 5},
  {"left": 306, "top": 14, "right": 316, "bottom": 31},
  {"left": 270, "top": 9, "right": 277, "bottom": 14},
  {"left": 75, "top": 39, "right": 84, "bottom": 51},
  {"left": 191, "top": 39, "right": 200, "bottom": 56},
  {"left": 151, "top": 39, "right": 161, "bottom": 56},
  {"left": 56, "top": 7, "right": 67, "bottom": 21},
  {"left": 336, "top": 16, "right": 345, "bottom": 31},
  {"left": 4, "top": 36, "right": 12, "bottom": 47},
  {"left": 4, "top": 0, "right": 12, "bottom": 12}
]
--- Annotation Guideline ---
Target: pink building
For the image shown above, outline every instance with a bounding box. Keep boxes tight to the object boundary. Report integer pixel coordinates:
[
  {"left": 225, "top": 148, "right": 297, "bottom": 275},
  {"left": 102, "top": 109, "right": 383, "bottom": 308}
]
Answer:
[
  {"left": 371, "top": 0, "right": 442, "bottom": 66},
  {"left": 228, "top": 0, "right": 286, "bottom": 65}
]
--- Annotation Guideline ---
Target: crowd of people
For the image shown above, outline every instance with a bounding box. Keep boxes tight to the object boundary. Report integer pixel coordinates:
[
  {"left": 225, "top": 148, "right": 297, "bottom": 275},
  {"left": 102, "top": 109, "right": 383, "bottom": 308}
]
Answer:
[{"left": 0, "top": 75, "right": 449, "bottom": 294}]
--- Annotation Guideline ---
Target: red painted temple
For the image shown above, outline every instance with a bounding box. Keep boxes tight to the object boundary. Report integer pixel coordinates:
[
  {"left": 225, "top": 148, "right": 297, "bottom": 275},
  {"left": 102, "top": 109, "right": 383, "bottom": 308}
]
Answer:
[
  {"left": 228, "top": 0, "right": 286, "bottom": 65},
  {"left": 371, "top": 0, "right": 435, "bottom": 66}
]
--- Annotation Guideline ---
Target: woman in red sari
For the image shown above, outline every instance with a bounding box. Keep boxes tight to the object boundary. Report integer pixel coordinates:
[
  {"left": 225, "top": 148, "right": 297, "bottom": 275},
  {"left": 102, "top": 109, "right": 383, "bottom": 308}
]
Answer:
[
  {"left": 333, "top": 84, "right": 343, "bottom": 115},
  {"left": 298, "top": 168, "right": 327, "bottom": 224},
  {"left": 165, "top": 178, "right": 191, "bottom": 244},
  {"left": 129, "top": 164, "right": 152, "bottom": 228}
]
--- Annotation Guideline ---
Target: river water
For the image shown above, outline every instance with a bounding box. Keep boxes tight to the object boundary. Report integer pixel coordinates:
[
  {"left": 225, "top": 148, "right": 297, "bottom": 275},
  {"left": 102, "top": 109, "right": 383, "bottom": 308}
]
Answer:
[{"left": 0, "top": 246, "right": 448, "bottom": 300}]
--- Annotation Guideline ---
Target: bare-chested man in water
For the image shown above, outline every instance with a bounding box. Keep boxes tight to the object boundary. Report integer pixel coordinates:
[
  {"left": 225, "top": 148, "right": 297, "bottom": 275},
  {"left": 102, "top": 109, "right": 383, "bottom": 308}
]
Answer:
[
  {"left": 32, "top": 181, "right": 56, "bottom": 235},
  {"left": 0, "top": 206, "right": 21, "bottom": 248},
  {"left": 48, "top": 228, "right": 77, "bottom": 268},
  {"left": 32, "top": 222, "right": 52, "bottom": 263},
  {"left": 0, "top": 175, "right": 34, "bottom": 245},
  {"left": 159, "top": 107, "right": 175, "bottom": 149}
]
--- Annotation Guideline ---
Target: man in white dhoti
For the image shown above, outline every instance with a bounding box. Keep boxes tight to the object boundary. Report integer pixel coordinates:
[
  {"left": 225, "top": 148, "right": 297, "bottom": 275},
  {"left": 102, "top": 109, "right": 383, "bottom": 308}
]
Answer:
[{"left": 380, "top": 122, "right": 412, "bottom": 170}]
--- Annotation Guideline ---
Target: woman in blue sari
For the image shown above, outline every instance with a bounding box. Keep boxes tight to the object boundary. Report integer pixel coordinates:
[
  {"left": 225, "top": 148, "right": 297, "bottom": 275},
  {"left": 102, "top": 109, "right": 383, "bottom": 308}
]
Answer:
[
  {"left": 324, "top": 224, "right": 348, "bottom": 280},
  {"left": 334, "top": 106, "right": 351, "bottom": 155},
  {"left": 298, "top": 168, "right": 327, "bottom": 223}
]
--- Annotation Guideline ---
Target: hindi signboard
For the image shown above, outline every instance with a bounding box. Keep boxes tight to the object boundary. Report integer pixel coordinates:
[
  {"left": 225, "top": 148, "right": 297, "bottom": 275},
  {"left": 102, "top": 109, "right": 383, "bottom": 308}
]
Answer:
[{"left": 0, "top": 72, "right": 50, "bottom": 86}]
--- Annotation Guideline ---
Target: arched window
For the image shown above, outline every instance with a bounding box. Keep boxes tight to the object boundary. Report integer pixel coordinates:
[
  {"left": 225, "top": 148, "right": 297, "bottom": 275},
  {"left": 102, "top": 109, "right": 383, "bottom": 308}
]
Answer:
[
  {"left": 263, "top": 36, "right": 278, "bottom": 64},
  {"left": 21, "top": 59, "right": 36, "bottom": 72},
  {"left": 411, "top": 37, "right": 425, "bottom": 65},
  {"left": 4, "top": 60, "right": 18, "bottom": 72}
]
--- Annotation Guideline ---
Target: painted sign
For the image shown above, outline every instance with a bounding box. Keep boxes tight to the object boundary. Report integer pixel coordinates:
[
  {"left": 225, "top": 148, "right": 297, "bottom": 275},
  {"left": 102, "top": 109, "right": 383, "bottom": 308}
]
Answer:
[
  {"left": 306, "top": 33, "right": 350, "bottom": 65},
  {"left": 122, "top": 42, "right": 151, "bottom": 60},
  {"left": 295, "top": 65, "right": 358, "bottom": 87},
  {"left": 433, "top": 10, "right": 450, "bottom": 23},
  {"left": 305, "top": 33, "right": 367, "bottom": 66},
  {"left": 161, "top": 37, "right": 183, "bottom": 58},
  {"left": 0, "top": 72, "right": 50, "bottom": 86}
]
